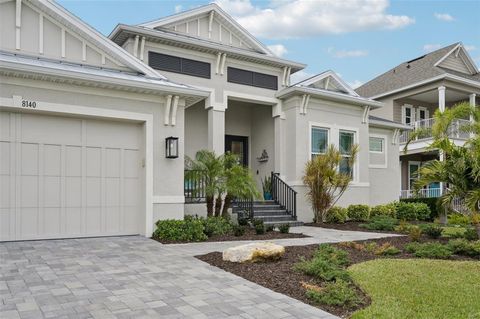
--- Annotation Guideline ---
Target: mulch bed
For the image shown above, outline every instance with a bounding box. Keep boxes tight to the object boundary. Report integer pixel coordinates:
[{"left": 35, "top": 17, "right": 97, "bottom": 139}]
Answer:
[
  {"left": 304, "top": 221, "right": 398, "bottom": 233},
  {"left": 153, "top": 228, "right": 308, "bottom": 244},
  {"left": 196, "top": 235, "right": 477, "bottom": 318}
]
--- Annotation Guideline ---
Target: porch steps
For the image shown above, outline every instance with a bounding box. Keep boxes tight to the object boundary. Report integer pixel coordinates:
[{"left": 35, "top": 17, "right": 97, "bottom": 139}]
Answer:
[{"left": 233, "top": 200, "right": 303, "bottom": 227}]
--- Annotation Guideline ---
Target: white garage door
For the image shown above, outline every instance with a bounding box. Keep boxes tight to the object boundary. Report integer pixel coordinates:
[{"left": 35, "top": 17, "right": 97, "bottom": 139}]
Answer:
[{"left": 0, "top": 111, "right": 143, "bottom": 241}]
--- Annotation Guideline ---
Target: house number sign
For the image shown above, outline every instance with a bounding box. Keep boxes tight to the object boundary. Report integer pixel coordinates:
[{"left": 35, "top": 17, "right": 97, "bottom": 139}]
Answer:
[{"left": 21, "top": 100, "right": 37, "bottom": 108}]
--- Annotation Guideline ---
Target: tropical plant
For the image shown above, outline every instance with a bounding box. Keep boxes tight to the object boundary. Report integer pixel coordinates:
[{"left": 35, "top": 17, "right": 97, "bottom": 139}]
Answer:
[
  {"left": 303, "top": 144, "right": 359, "bottom": 223},
  {"left": 406, "top": 102, "right": 480, "bottom": 236},
  {"left": 261, "top": 175, "right": 272, "bottom": 200}
]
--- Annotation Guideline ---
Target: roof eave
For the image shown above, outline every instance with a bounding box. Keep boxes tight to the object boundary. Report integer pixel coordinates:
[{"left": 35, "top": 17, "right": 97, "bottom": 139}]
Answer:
[{"left": 369, "top": 120, "right": 412, "bottom": 130}]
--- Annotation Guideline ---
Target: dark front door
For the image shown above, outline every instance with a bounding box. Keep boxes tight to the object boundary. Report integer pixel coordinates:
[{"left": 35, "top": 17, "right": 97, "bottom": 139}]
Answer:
[{"left": 225, "top": 135, "right": 248, "bottom": 166}]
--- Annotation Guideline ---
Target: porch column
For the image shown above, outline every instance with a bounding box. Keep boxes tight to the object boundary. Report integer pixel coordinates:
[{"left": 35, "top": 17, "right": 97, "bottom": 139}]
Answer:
[
  {"left": 207, "top": 105, "right": 225, "bottom": 155},
  {"left": 438, "top": 86, "right": 446, "bottom": 112},
  {"left": 470, "top": 93, "right": 477, "bottom": 138},
  {"left": 273, "top": 102, "right": 285, "bottom": 177}
]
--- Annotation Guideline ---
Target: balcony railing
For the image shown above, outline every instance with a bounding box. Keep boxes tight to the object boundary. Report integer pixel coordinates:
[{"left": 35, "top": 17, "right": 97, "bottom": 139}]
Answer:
[
  {"left": 184, "top": 170, "right": 206, "bottom": 203},
  {"left": 399, "top": 118, "right": 471, "bottom": 144},
  {"left": 400, "top": 188, "right": 442, "bottom": 199}
]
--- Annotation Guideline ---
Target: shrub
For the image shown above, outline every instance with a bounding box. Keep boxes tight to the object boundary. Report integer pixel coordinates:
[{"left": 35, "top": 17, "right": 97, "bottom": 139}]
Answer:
[
  {"left": 370, "top": 204, "right": 396, "bottom": 218},
  {"left": 364, "top": 242, "right": 378, "bottom": 253},
  {"left": 305, "top": 280, "right": 361, "bottom": 307},
  {"left": 202, "top": 217, "right": 233, "bottom": 237},
  {"left": 360, "top": 216, "right": 398, "bottom": 231},
  {"left": 279, "top": 224, "right": 290, "bottom": 234},
  {"left": 374, "top": 243, "right": 401, "bottom": 256},
  {"left": 295, "top": 244, "right": 350, "bottom": 282},
  {"left": 414, "top": 203, "right": 431, "bottom": 221},
  {"left": 266, "top": 225, "right": 275, "bottom": 232},
  {"left": 395, "top": 202, "right": 430, "bottom": 221},
  {"left": 233, "top": 225, "right": 246, "bottom": 237},
  {"left": 325, "top": 207, "right": 348, "bottom": 224},
  {"left": 423, "top": 225, "right": 443, "bottom": 239},
  {"left": 447, "top": 239, "right": 480, "bottom": 257},
  {"left": 253, "top": 219, "right": 265, "bottom": 235},
  {"left": 405, "top": 242, "right": 453, "bottom": 259},
  {"left": 464, "top": 228, "right": 479, "bottom": 241},
  {"left": 347, "top": 205, "right": 370, "bottom": 222},
  {"left": 394, "top": 220, "right": 415, "bottom": 234},
  {"left": 238, "top": 218, "right": 249, "bottom": 226},
  {"left": 448, "top": 213, "right": 471, "bottom": 226},
  {"left": 400, "top": 197, "right": 439, "bottom": 220},
  {"left": 409, "top": 226, "right": 423, "bottom": 242},
  {"left": 153, "top": 219, "right": 207, "bottom": 242}
]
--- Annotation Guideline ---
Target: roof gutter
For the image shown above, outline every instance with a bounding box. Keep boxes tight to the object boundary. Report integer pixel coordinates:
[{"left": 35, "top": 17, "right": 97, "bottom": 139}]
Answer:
[
  {"left": 109, "top": 24, "right": 306, "bottom": 72},
  {"left": 369, "top": 119, "right": 412, "bottom": 130},
  {"left": 276, "top": 86, "right": 384, "bottom": 109}
]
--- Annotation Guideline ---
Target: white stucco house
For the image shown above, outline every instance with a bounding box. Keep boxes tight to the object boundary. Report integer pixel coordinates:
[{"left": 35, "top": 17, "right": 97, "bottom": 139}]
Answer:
[{"left": 0, "top": 1, "right": 408, "bottom": 241}]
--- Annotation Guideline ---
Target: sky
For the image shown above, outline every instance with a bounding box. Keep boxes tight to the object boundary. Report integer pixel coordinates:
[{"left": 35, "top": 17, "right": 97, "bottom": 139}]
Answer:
[{"left": 58, "top": 0, "right": 480, "bottom": 88}]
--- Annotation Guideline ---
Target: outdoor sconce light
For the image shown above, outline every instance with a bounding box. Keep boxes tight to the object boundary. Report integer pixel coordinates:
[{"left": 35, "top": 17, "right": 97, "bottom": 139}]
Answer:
[{"left": 165, "top": 136, "right": 179, "bottom": 159}]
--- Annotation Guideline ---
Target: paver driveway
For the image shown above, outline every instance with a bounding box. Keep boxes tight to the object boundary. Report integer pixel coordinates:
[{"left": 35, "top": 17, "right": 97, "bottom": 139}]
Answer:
[{"left": 0, "top": 227, "right": 395, "bottom": 319}]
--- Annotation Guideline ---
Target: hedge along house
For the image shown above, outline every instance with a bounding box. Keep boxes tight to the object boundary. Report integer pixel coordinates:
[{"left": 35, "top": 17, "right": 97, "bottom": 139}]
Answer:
[
  {"left": 110, "top": 4, "right": 409, "bottom": 224},
  {"left": 0, "top": 0, "right": 209, "bottom": 241}
]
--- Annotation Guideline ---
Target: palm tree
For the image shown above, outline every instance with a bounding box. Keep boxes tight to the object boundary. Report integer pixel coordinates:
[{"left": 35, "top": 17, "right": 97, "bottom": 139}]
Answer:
[
  {"left": 407, "top": 102, "right": 480, "bottom": 235},
  {"left": 303, "top": 144, "right": 359, "bottom": 223}
]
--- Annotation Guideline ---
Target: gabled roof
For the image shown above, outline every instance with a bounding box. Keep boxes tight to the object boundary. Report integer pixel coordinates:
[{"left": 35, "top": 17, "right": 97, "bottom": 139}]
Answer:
[
  {"left": 138, "top": 3, "right": 273, "bottom": 56},
  {"left": 277, "top": 70, "right": 383, "bottom": 109},
  {"left": 294, "top": 70, "right": 360, "bottom": 97},
  {"left": 356, "top": 43, "right": 480, "bottom": 98},
  {"left": 34, "top": 0, "right": 164, "bottom": 79}
]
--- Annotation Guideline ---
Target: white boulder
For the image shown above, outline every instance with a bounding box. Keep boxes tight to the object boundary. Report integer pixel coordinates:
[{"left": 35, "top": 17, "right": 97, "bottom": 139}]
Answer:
[{"left": 222, "top": 242, "right": 285, "bottom": 263}]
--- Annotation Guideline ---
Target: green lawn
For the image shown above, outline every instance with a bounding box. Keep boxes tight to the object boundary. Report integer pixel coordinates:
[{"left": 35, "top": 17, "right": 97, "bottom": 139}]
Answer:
[{"left": 349, "top": 259, "right": 480, "bottom": 319}]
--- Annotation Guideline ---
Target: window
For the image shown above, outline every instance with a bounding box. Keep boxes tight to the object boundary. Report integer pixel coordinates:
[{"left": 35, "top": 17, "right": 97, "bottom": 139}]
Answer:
[
  {"left": 339, "top": 130, "right": 355, "bottom": 178},
  {"left": 311, "top": 127, "right": 328, "bottom": 158},
  {"left": 403, "top": 104, "right": 414, "bottom": 126},
  {"left": 408, "top": 162, "right": 420, "bottom": 190},
  {"left": 369, "top": 137, "right": 384, "bottom": 153},
  {"left": 227, "top": 67, "right": 278, "bottom": 90},
  {"left": 148, "top": 52, "right": 211, "bottom": 78}
]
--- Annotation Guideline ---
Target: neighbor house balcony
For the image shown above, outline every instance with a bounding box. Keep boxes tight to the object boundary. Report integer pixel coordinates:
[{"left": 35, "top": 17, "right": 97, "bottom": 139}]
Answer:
[
  {"left": 399, "top": 118, "right": 471, "bottom": 145},
  {"left": 400, "top": 187, "right": 442, "bottom": 199}
]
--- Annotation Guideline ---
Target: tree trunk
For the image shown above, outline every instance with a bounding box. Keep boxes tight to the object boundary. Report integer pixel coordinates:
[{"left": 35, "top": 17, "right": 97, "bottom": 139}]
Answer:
[
  {"left": 222, "top": 194, "right": 232, "bottom": 218},
  {"left": 214, "top": 196, "right": 222, "bottom": 217},
  {"left": 439, "top": 207, "right": 448, "bottom": 225},
  {"left": 206, "top": 196, "right": 214, "bottom": 217}
]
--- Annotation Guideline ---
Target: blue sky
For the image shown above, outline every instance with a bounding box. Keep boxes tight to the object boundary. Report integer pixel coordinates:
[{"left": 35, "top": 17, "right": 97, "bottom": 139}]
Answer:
[{"left": 58, "top": 0, "right": 480, "bottom": 87}]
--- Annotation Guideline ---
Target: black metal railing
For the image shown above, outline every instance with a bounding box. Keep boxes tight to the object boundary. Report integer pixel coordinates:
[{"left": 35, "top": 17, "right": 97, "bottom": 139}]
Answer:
[
  {"left": 184, "top": 170, "right": 206, "bottom": 203},
  {"left": 271, "top": 172, "right": 297, "bottom": 219},
  {"left": 234, "top": 197, "right": 254, "bottom": 219}
]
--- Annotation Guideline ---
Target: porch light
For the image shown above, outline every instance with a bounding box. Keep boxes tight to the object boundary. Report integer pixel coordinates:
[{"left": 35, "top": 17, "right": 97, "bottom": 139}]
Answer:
[{"left": 165, "top": 136, "right": 179, "bottom": 159}]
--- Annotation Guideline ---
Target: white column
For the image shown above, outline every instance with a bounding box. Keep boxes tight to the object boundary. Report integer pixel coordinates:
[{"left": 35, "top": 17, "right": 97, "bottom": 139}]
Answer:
[
  {"left": 470, "top": 93, "right": 476, "bottom": 138},
  {"left": 273, "top": 102, "right": 286, "bottom": 178},
  {"left": 439, "top": 151, "right": 444, "bottom": 196},
  {"left": 207, "top": 106, "right": 225, "bottom": 155},
  {"left": 438, "top": 86, "right": 446, "bottom": 112}
]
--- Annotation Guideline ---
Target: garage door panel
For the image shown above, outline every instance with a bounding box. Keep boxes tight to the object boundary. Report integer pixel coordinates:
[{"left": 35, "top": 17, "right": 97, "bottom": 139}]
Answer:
[
  {"left": 0, "top": 142, "right": 10, "bottom": 175},
  {"left": 124, "top": 150, "right": 139, "bottom": 178},
  {"left": 20, "top": 207, "right": 39, "bottom": 238},
  {"left": 124, "top": 207, "right": 138, "bottom": 233},
  {"left": 86, "top": 120, "right": 139, "bottom": 149},
  {"left": 44, "top": 145, "right": 61, "bottom": 176},
  {"left": 86, "top": 147, "right": 101, "bottom": 177},
  {"left": 44, "top": 208, "right": 61, "bottom": 235},
  {"left": 0, "top": 112, "right": 11, "bottom": 140},
  {"left": 0, "top": 176, "right": 10, "bottom": 208},
  {"left": 106, "top": 148, "right": 121, "bottom": 178},
  {"left": 44, "top": 176, "right": 61, "bottom": 207},
  {"left": 86, "top": 177, "right": 101, "bottom": 206},
  {"left": 20, "top": 176, "right": 38, "bottom": 207},
  {"left": 66, "top": 146, "right": 82, "bottom": 176},
  {"left": 0, "top": 209, "right": 12, "bottom": 240},
  {"left": 21, "top": 143, "right": 39, "bottom": 175},
  {"left": 105, "top": 207, "right": 120, "bottom": 233},
  {"left": 65, "top": 207, "right": 82, "bottom": 234},
  {"left": 66, "top": 177, "right": 81, "bottom": 207},
  {"left": 106, "top": 178, "right": 120, "bottom": 206},
  {"left": 85, "top": 207, "right": 101, "bottom": 234},
  {"left": 21, "top": 114, "right": 82, "bottom": 144},
  {"left": 124, "top": 179, "right": 139, "bottom": 206}
]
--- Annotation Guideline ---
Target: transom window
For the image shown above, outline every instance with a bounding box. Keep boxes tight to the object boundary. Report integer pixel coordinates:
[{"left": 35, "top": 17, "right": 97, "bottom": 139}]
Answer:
[
  {"left": 311, "top": 127, "right": 329, "bottom": 158},
  {"left": 339, "top": 130, "right": 355, "bottom": 178},
  {"left": 369, "top": 137, "right": 384, "bottom": 153}
]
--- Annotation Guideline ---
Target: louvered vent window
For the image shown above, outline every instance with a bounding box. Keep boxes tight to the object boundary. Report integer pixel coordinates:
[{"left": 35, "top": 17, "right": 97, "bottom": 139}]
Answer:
[
  {"left": 227, "top": 67, "right": 278, "bottom": 90},
  {"left": 148, "top": 52, "right": 211, "bottom": 79}
]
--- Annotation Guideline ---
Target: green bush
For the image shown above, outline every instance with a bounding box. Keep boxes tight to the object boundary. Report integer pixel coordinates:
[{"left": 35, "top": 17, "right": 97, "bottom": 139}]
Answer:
[
  {"left": 202, "top": 217, "right": 233, "bottom": 237},
  {"left": 153, "top": 219, "right": 207, "bottom": 242},
  {"left": 360, "top": 216, "right": 398, "bottom": 231},
  {"left": 394, "top": 220, "right": 415, "bottom": 234},
  {"left": 405, "top": 242, "right": 453, "bottom": 259},
  {"left": 306, "top": 280, "right": 361, "bottom": 307},
  {"left": 279, "top": 224, "right": 290, "bottom": 234},
  {"left": 325, "top": 207, "right": 348, "bottom": 224},
  {"left": 294, "top": 244, "right": 350, "bottom": 282},
  {"left": 374, "top": 243, "right": 401, "bottom": 256},
  {"left": 233, "top": 225, "right": 246, "bottom": 237},
  {"left": 448, "top": 213, "right": 471, "bottom": 226},
  {"left": 238, "top": 218, "right": 249, "bottom": 226},
  {"left": 408, "top": 226, "right": 423, "bottom": 242},
  {"left": 347, "top": 205, "right": 370, "bottom": 222},
  {"left": 464, "top": 228, "right": 479, "bottom": 241},
  {"left": 400, "top": 197, "right": 439, "bottom": 220},
  {"left": 423, "top": 225, "right": 444, "bottom": 239},
  {"left": 370, "top": 204, "right": 396, "bottom": 218},
  {"left": 395, "top": 202, "right": 431, "bottom": 221},
  {"left": 253, "top": 219, "right": 265, "bottom": 235},
  {"left": 447, "top": 239, "right": 480, "bottom": 257}
]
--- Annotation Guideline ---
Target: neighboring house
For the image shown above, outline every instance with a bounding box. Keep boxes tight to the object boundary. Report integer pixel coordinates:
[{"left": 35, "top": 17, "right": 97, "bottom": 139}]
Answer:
[
  {"left": 0, "top": 1, "right": 405, "bottom": 241},
  {"left": 357, "top": 43, "right": 480, "bottom": 200}
]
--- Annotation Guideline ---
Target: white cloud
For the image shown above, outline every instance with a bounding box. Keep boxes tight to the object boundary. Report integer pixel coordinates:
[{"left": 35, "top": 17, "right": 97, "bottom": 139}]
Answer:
[
  {"left": 214, "top": 0, "right": 414, "bottom": 39},
  {"left": 267, "top": 44, "right": 288, "bottom": 57},
  {"left": 174, "top": 5, "right": 183, "bottom": 13},
  {"left": 290, "top": 70, "right": 315, "bottom": 84},
  {"left": 465, "top": 45, "right": 477, "bottom": 52},
  {"left": 348, "top": 80, "right": 364, "bottom": 89},
  {"left": 327, "top": 47, "right": 368, "bottom": 58},
  {"left": 434, "top": 13, "right": 455, "bottom": 22},
  {"left": 423, "top": 44, "right": 442, "bottom": 53}
]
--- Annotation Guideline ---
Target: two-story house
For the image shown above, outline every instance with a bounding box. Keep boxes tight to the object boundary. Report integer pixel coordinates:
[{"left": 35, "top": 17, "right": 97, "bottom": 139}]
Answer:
[{"left": 357, "top": 43, "right": 480, "bottom": 200}]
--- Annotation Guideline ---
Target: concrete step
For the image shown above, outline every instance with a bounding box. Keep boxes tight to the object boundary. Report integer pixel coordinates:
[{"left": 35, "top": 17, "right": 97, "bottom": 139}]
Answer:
[
  {"left": 252, "top": 210, "right": 291, "bottom": 217},
  {"left": 252, "top": 205, "right": 284, "bottom": 210},
  {"left": 253, "top": 215, "right": 296, "bottom": 222},
  {"left": 263, "top": 220, "right": 304, "bottom": 227}
]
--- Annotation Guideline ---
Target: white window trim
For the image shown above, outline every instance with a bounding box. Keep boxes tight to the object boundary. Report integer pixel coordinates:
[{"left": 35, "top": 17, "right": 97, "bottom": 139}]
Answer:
[
  {"left": 401, "top": 104, "right": 414, "bottom": 125},
  {"left": 309, "top": 121, "right": 360, "bottom": 183},
  {"left": 310, "top": 126, "right": 330, "bottom": 158},
  {"left": 369, "top": 133, "right": 388, "bottom": 169},
  {"left": 416, "top": 106, "right": 429, "bottom": 122},
  {"left": 408, "top": 161, "right": 421, "bottom": 190}
]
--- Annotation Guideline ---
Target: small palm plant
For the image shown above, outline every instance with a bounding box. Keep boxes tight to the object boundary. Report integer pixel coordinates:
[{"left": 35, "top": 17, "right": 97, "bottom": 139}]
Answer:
[{"left": 303, "top": 144, "right": 359, "bottom": 223}]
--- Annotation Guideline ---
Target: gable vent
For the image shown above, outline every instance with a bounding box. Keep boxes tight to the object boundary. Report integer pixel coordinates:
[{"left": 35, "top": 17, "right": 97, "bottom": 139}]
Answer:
[
  {"left": 148, "top": 52, "right": 211, "bottom": 78},
  {"left": 227, "top": 67, "right": 278, "bottom": 90}
]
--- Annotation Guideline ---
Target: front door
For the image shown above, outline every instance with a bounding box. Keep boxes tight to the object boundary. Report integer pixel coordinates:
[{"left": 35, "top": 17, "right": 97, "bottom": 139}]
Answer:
[{"left": 225, "top": 135, "right": 248, "bottom": 166}]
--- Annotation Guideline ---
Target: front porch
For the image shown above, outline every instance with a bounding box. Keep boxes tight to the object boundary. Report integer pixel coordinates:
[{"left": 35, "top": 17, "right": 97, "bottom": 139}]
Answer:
[{"left": 399, "top": 151, "right": 440, "bottom": 199}]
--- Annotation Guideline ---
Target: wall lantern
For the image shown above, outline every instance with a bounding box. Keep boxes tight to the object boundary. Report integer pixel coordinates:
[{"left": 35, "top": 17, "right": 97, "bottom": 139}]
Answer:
[{"left": 165, "top": 136, "right": 179, "bottom": 159}]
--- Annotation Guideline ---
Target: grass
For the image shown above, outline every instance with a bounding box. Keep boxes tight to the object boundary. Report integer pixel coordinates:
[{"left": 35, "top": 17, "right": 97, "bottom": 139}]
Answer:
[{"left": 349, "top": 259, "right": 480, "bottom": 319}]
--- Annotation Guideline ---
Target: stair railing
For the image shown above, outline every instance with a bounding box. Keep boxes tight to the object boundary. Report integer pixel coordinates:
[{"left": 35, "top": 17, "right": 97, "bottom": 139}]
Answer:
[
  {"left": 271, "top": 172, "right": 297, "bottom": 219},
  {"left": 234, "top": 197, "right": 254, "bottom": 220}
]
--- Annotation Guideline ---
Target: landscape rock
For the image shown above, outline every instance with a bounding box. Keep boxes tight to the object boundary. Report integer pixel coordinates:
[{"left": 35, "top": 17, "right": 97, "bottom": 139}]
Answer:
[{"left": 222, "top": 242, "right": 285, "bottom": 263}]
